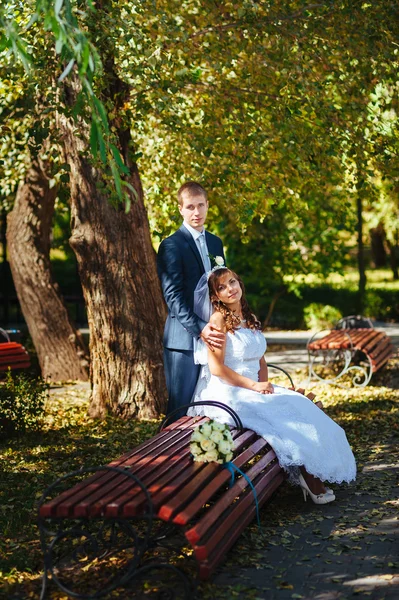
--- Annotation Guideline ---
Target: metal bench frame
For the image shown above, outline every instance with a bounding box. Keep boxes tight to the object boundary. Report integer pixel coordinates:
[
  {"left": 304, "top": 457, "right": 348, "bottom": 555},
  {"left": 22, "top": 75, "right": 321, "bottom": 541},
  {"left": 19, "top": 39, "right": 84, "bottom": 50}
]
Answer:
[{"left": 307, "top": 316, "right": 394, "bottom": 387}]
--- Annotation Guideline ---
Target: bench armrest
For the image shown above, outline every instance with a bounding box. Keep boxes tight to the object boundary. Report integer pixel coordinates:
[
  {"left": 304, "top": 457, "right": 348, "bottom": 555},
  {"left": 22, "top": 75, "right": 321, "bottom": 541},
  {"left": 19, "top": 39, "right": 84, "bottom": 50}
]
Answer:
[{"left": 159, "top": 401, "right": 243, "bottom": 432}]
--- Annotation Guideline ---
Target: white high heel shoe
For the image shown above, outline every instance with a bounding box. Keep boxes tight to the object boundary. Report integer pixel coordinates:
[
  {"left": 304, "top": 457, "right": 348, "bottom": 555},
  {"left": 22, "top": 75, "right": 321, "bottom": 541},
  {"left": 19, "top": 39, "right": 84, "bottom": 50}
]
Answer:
[{"left": 299, "top": 474, "right": 335, "bottom": 505}]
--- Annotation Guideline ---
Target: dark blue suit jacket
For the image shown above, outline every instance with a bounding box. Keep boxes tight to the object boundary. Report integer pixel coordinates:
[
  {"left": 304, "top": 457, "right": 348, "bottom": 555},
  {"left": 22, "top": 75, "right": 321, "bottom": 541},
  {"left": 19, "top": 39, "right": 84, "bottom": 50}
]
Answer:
[{"left": 157, "top": 225, "right": 225, "bottom": 351}]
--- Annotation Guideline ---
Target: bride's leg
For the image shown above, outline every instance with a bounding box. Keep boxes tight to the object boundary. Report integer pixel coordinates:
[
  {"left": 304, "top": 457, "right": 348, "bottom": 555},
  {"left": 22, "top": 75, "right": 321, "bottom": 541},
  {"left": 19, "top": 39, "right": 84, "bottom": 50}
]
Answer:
[{"left": 299, "top": 466, "right": 327, "bottom": 495}]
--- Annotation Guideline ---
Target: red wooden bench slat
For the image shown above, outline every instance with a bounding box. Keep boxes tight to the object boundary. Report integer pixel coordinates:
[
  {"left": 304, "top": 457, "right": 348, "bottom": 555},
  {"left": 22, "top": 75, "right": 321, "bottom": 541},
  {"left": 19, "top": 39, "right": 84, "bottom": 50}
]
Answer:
[
  {"left": 0, "top": 361, "right": 31, "bottom": 371},
  {"left": 308, "top": 330, "right": 342, "bottom": 350},
  {"left": 197, "top": 470, "right": 286, "bottom": 580},
  {"left": 193, "top": 459, "right": 282, "bottom": 560},
  {"left": 39, "top": 428, "right": 191, "bottom": 518},
  {"left": 0, "top": 342, "right": 23, "bottom": 350},
  {"left": 367, "top": 338, "right": 392, "bottom": 359},
  {"left": 371, "top": 345, "right": 395, "bottom": 371},
  {"left": 352, "top": 330, "right": 383, "bottom": 351},
  {"left": 88, "top": 432, "right": 199, "bottom": 517},
  {"left": 118, "top": 453, "right": 194, "bottom": 518},
  {"left": 173, "top": 436, "right": 271, "bottom": 527},
  {"left": 65, "top": 430, "right": 196, "bottom": 518},
  {"left": 0, "top": 347, "right": 28, "bottom": 357},
  {"left": 184, "top": 445, "right": 277, "bottom": 545},
  {"left": 157, "top": 430, "right": 258, "bottom": 521},
  {"left": 118, "top": 429, "right": 247, "bottom": 518}
]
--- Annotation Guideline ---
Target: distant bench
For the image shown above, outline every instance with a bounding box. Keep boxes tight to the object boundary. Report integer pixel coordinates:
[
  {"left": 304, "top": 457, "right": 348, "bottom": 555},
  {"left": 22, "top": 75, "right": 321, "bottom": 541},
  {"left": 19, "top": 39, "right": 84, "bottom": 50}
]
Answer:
[
  {"left": 307, "top": 322, "right": 395, "bottom": 387},
  {"left": 38, "top": 388, "right": 319, "bottom": 599},
  {"left": 0, "top": 328, "right": 30, "bottom": 374}
]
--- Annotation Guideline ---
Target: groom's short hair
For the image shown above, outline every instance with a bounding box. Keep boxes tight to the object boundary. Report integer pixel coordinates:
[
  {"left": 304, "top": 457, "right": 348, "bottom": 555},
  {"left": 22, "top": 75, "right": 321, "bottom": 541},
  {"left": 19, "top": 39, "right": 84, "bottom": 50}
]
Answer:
[{"left": 177, "top": 181, "right": 208, "bottom": 206}]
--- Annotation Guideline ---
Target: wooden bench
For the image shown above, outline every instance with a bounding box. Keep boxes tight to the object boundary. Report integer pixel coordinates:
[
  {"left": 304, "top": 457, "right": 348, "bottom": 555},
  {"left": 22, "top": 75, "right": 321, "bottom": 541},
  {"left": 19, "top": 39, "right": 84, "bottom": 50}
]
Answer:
[
  {"left": 307, "top": 325, "right": 395, "bottom": 387},
  {"left": 38, "top": 389, "right": 319, "bottom": 599},
  {"left": 0, "top": 341, "right": 31, "bottom": 373}
]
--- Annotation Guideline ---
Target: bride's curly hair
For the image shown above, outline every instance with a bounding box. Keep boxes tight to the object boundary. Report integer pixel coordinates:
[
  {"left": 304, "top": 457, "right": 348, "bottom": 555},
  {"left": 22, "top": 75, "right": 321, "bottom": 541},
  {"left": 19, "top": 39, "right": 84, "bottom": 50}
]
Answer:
[{"left": 208, "top": 267, "right": 261, "bottom": 333}]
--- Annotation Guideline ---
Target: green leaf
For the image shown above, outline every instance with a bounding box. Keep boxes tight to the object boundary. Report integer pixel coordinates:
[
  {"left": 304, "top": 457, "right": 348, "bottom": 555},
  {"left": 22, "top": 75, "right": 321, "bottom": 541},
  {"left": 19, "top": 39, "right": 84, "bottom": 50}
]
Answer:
[
  {"left": 58, "top": 58, "right": 75, "bottom": 82},
  {"left": 0, "top": 34, "right": 10, "bottom": 52},
  {"left": 55, "top": 38, "right": 63, "bottom": 55},
  {"left": 92, "top": 97, "right": 110, "bottom": 134},
  {"left": 55, "top": 0, "right": 64, "bottom": 17},
  {"left": 98, "top": 131, "right": 107, "bottom": 164},
  {"left": 89, "top": 119, "right": 98, "bottom": 159},
  {"left": 122, "top": 180, "right": 139, "bottom": 202},
  {"left": 110, "top": 159, "right": 122, "bottom": 199},
  {"left": 110, "top": 144, "right": 129, "bottom": 175}
]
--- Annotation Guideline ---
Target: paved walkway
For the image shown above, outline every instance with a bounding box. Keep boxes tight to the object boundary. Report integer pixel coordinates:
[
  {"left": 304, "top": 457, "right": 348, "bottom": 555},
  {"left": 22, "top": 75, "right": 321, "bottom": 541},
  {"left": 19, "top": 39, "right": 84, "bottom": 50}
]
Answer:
[{"left": 211, "top": 438, "right": 398, "bottom": 599}]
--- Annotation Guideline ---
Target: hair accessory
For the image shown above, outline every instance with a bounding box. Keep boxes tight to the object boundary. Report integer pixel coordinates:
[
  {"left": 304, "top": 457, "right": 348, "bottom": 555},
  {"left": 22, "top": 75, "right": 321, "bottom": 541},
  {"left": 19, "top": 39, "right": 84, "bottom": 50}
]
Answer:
[{"left": 193, "top": 263, "right": 227, "bottom": 365}]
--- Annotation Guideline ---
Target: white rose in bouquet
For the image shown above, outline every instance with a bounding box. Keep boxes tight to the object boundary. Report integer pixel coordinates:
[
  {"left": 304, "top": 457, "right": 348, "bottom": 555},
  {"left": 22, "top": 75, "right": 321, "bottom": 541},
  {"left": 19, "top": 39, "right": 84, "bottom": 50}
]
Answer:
[
  {"left": 193, "top": 454, "right": 207, "bottom": 462},
  {"left": 224, "top": 430, "right": 233, "bottom": 443},
  {"left": 200, "top": 423, "right": 212, "bottom": 437},
  {"left": 190, "top": 442, "right": 202, "bottom": 455},
  {"left": 224, "top": 452, "right": 233, "bottom": 462},
  {"left": 211, "top": 421, "right": 226, "bottom": 431},
  {"left": 210, "top": 431, "right": 224, "bottom": 444},
  {"left": 191, "top": 429, "right": 205, "bottom": 443},
  {"left": 200, "top": 438, "right": 216, "bottom": 452},
  {"left": 218, "top": 440, "right": 232, "bottom": 455},
  {"left": 204, "top": 450, "right": 219, "bottom": 463}
]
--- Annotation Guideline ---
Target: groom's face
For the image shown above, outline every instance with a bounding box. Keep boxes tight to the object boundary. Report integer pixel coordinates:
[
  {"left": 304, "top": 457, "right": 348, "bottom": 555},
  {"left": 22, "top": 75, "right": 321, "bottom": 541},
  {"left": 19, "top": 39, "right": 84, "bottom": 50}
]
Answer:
[{"left": 179, "top": 192, "right": 209, "bottom": 231}]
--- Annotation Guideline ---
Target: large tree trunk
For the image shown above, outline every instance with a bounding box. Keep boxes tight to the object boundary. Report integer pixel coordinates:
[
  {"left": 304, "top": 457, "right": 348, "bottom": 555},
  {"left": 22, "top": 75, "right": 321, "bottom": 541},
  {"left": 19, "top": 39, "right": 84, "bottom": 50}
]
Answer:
[
  {"left": 7, "top": 155, "right": 89, "bottom": 381},
  {"left": 59, "top": 80, "right": 167, "bottom": 419}
]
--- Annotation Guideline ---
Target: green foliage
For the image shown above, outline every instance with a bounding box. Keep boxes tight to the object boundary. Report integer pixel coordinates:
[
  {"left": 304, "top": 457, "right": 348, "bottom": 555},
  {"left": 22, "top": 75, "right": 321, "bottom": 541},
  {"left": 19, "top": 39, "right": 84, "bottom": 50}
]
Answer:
[
  {"left": 1, "top": 0, "right": 399, "bottom": 297},
  {"left": 266, "top": 285, "right": 399, "bottom": 328},
  {"left": 0, "top": 371, "right": 48, "bottom": 437},
  {"left": 303, "top": 303, "right": 343, "bottom": 331}
]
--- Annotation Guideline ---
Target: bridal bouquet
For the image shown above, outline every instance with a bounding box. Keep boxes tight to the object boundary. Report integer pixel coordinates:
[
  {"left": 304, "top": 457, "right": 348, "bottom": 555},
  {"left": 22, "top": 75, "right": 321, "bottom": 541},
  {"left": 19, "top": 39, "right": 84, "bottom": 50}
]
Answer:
[{"left": 190, "top": 420, "right": 234, "bottom": 463}]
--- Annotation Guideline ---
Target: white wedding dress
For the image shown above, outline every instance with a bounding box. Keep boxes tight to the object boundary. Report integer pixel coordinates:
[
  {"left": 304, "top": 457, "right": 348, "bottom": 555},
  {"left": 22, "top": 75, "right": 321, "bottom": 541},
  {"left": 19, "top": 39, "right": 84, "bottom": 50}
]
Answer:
[{"left": 189, "top": 328, "right": 356, "bottom": 485}]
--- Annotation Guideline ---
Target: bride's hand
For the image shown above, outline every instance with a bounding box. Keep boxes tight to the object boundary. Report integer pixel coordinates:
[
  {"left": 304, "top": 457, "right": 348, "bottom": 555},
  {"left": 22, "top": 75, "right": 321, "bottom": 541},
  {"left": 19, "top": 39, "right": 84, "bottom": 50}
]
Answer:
[{"left": 252, "top": 381, "right": 274, "bottom": 394}]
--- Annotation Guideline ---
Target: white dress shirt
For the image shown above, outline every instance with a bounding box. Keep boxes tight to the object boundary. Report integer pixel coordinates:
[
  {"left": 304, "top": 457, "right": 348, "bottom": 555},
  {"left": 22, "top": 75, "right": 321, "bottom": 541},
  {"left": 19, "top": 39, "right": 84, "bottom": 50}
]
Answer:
[{"left": 183, "top": 221, "right": 212, "bottom": 272}]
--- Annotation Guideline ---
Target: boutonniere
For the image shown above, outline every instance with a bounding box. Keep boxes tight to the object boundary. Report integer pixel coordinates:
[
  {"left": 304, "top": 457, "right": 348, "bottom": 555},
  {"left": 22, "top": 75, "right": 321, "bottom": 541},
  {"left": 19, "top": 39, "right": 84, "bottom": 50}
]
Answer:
[{"left": 208, "top": 254, "right": 225, "bottom": 267}]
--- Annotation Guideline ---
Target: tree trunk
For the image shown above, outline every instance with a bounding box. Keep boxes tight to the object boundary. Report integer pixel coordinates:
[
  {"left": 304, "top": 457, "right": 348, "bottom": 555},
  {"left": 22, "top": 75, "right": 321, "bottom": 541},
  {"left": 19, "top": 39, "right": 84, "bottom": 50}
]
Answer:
[
  {"left": 262, "top": 286, "right": 286, "bottom": 330},
  {"left": 59, "top": 82, "right": 167, "bottom": 419},
  {"left": 386, "top": 237, "right": 399, "bottom": 280},
  {"left": 7, "top": 156, "right": 89, "bottom": 381},
  {"left": 356, "top": 195, "right": 366, "bottom": 312},
  {"left": 369, "top": 222, "right": 387, "bottom": 268}
]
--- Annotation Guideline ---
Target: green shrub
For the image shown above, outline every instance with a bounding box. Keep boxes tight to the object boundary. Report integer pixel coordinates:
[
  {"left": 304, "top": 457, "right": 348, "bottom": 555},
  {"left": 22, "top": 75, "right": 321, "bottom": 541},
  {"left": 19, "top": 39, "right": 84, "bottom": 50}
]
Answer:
[
  {"left": 303, "top": 303, "right": 343, "bottom": 330},
  {"left": 0, "top": 371, "right": 48, "bottom": 437}
]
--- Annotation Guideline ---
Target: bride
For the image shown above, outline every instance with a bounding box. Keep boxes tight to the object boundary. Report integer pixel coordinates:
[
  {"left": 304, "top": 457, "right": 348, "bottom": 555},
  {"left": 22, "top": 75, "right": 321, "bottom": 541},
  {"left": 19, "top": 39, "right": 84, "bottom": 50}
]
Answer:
[{"left": 189, "top": 266, "right": 356, "bottom": 504}]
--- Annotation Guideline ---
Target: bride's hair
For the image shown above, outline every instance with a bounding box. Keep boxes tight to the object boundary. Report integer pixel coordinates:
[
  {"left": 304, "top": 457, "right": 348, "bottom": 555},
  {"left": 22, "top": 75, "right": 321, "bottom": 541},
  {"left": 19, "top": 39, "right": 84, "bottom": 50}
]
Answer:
[{"left": 208, "top": 267, "right": 261, "bottom": 333}]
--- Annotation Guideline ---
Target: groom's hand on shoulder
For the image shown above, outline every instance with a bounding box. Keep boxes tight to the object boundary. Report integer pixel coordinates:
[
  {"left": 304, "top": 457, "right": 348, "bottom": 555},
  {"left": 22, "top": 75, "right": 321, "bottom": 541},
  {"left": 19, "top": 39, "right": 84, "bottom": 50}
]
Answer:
[{"left": 200, "top": 323, "right": 225, "bottom": 352}]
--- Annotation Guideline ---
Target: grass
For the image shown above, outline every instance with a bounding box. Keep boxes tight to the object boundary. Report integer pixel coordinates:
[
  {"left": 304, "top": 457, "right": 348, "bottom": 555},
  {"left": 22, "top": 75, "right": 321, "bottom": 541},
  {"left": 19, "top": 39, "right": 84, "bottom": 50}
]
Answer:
[
  {"left": 284, "top": 267, "right": 399, "bottom": 292},
  {"left": 0, "top": 359, "right": 398, "bottom": 599}
]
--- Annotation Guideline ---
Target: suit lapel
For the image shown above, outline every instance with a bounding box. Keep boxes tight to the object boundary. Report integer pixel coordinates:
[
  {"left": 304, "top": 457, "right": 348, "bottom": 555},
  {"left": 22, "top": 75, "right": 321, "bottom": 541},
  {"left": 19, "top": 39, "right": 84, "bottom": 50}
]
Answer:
[
  {"left": 178, "top": 225, "right": 205, "bottom": 273},
  {"left": 205, "top": 232, "right": 222, "bottom": 267}
]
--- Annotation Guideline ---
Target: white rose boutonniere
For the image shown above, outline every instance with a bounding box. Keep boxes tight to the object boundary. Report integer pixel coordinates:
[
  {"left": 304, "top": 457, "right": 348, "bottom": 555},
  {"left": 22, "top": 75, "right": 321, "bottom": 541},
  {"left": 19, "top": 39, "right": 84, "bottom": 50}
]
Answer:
[{"left": 215, "top": 255, "right": 225, "bottom": 266}]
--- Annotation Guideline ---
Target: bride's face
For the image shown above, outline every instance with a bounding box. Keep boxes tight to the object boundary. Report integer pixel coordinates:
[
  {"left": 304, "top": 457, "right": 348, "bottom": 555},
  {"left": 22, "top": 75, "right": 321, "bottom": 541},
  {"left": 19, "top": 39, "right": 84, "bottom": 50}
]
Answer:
[{"left": 213, "top": 272, "right": 243, "bottom": 307}]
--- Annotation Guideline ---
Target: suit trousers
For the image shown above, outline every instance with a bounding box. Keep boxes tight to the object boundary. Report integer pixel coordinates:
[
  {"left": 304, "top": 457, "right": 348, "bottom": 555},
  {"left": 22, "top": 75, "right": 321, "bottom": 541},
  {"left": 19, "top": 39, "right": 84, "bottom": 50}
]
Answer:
[{"left": 163, "top": 348, "right": 200, "bottom": 421}]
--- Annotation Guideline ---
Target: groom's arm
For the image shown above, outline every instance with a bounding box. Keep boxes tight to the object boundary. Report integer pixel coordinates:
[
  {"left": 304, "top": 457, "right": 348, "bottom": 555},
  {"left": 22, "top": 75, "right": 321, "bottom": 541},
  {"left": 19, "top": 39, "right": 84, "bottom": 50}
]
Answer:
[{"left": 157, "top": 237, "right": 207, "bottom": 338}]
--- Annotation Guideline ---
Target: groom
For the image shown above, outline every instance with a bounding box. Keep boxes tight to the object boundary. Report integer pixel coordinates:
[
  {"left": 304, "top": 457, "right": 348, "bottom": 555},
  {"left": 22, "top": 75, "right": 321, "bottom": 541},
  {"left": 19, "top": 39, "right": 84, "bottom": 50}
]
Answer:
[{"left": 157, "top": 181, "right": 225, "bottom": 418}]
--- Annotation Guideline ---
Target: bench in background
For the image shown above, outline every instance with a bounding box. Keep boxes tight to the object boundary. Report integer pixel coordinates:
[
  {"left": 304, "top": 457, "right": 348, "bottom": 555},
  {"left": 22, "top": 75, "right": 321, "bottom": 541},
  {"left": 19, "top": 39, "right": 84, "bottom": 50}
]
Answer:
[
  {"left": 0, "top": 328, "right": 30, "bottom": 373},
  {"left": 307, "top": 316, "right": 395, "bottom": 387}
]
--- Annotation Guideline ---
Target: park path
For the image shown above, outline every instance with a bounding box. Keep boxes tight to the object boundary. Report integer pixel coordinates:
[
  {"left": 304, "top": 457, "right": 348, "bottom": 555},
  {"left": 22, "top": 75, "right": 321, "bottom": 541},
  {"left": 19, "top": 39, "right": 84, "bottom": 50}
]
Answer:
[{"left": 211, "top": 437, "right": 398, "bottom": 600}]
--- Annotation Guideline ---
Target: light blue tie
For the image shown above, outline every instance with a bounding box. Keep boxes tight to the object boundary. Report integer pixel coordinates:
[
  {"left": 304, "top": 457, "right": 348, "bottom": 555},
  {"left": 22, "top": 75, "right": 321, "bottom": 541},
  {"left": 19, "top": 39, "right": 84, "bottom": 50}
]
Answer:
[{"left": 198, "top": 234, "right": 211, "bottom": 272}]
